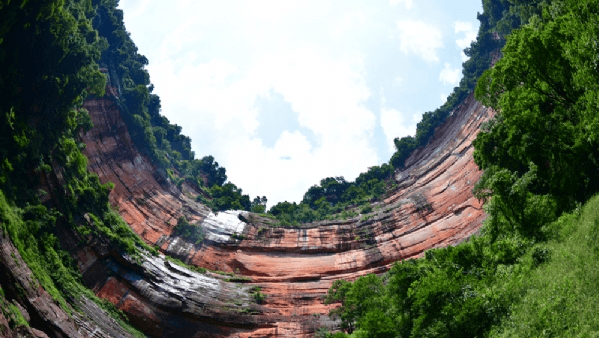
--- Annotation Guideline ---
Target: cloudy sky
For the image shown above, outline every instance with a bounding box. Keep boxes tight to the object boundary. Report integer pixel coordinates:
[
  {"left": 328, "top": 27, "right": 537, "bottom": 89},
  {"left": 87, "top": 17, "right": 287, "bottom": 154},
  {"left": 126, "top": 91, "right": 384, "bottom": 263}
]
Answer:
[{"left": 118, "top": 0, "right": 482, "bottom": 206}]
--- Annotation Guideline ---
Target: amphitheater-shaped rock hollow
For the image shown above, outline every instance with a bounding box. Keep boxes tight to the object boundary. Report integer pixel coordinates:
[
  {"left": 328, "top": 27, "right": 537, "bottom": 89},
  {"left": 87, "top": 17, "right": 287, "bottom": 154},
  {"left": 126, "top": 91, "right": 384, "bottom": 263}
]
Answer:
[{"left": 64, "top": 73, "right": 493, "bottom": 336}]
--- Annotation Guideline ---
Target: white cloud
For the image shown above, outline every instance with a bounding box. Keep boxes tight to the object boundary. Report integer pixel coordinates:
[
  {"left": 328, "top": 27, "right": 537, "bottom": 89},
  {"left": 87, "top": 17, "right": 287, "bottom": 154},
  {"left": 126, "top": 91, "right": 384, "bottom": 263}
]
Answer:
[
  {"left": 380, "top": 97, "right": 418, "bottom": 153},
  {"left": 440, "top": 93, "right": 447, "bottom": 104},
  {"left": 454, "top": 21, "right": 477, "bottom": 48},
  {"left": 331, "top": 12, "right": 366, "bottom": 37},
  {"left": 119, "top": 0, "right": 151, "bottom": 19},
  {"left": 454, "top": 21, "right": 478, "bottom": 61},
  {"left": 380, "top": 109, "right": 413, "bottom": 152},
  {"left": 439, "top": 63, "right": 461, "bottom": 85},
  {"left": 412, "top": 112, "right": 422, "bottom": 122},
  {"left": 156, "top": 18, "right": 201, "bottom": 60},
  {"left": 396, "top": 20, "right": 443, "bottom": 62},
  {"left": 390, "top": 0, "right": 413, "bottom": 9},
  {"left": 459, "top": 51, "right": 469, "bottom": 62},
  {"left": 118, "top": 1, "right": 484, "bottom": 205},
  {"left": 148, "top": 32, "right": 378, "bottom": 203}
]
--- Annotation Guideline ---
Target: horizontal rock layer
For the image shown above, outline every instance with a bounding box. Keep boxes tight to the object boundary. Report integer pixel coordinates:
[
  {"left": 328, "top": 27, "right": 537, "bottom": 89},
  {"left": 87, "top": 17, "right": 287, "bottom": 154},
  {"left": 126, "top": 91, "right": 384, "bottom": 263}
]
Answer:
[{"left": 73, "top": 89, "right": 492, "bottom": 337}]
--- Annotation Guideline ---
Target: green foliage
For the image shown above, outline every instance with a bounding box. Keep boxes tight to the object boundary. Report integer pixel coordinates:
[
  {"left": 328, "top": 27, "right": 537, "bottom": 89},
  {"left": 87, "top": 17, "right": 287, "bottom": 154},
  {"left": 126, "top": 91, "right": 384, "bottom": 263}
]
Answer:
[
  {"left": 485, "top": 0, "right": 551, "bottom": 35},
  {"left": 324, "top": 275, "right": 386, "bottom": 334},
  {"left": 250, "top": 286, "right": 266, "bottom": 303},
  {"left": 230, "top": 232, "right": 245, "bottom": 241},
  {"left": 0, "top": 0, "right": 106, "bottom": 200},
  {"left": 474, "top": 0, "right": 599, "bottom": 212},
  {"left": 92, "top": 1, "right": 251, "bottom": 211},
  {"left": 323, "top": 3, "right": 599, "bottom": 336},
  {"left": 315, "top": 327, "right": 332, "bottom": 338},
  {"left": 268, "top": 163, "right": 394, "bottom": 224},
  {"left": 0, "top": 192, "right": 148, "bottom": 338},
  {"left": 386, "top": 0, "right": 547, "bottom": 170},
  {"left": 197, "top": 182, "right": 251, "bottom": 212},
  {"left": 390, "top": 136, "right": 417, "bottom": 169},
  {"left": 324, "top": 279, "right": 355, "bottom": 332},
  {"left": 0, "top": 1, "right": 157, "bottom": 336},
  {"left": 323, "top": 221, "right": 535, "bottom": 337},
  {"left": 0, "top": 0, "right": 106, "bottom": 309},
  {"left": 473, "top": 163, "right": 557, "bottom": 240},
  {"left": 251, "top": 196, "right": 268, "bottom": 214},
  {"left": 488, "top": 194, "right": 599, "bottom": 337},
  {"left": 189, "top": 155, "right": 227, "bottom": 187},
  {"left": 360, "top": 205, "right": 372, "bottom": 214},
  {"left": 226, "top": 275, "right": 251, "bottom": 282},
  {"left": 7, "top": 303, "right": 29, "bottom": 328},
  {"left": 165, "top": 255, "right": 207, "bottom": 274},
  {"left": 171, "top": 216, "right": 204, "bottom": 244}
]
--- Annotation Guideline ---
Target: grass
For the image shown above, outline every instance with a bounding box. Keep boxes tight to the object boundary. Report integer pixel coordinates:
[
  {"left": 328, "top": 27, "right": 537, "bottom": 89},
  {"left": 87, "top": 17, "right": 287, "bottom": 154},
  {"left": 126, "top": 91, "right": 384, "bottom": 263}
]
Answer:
[
  {"left": 0, "top": 191, "right": 148, "bottom": 338},
  {"left": 0, "top": 193, "right": 69, "bottom": 312},
  {"left": 250, "top": 286, "right": 266, "bottom": 303},
  {"left": 7, "top": 303, "right": 29, "bottom": 328},
  {"left": 165, "top": 255, "right": 207, "bottom": 274},
  {"left": 226, "top": 275, "right": 252, "bottom": 282},
  {"left": 165, "top": 255, "right": 252, "bottom": 282},
  {"left": 489, "top": 195, "right": 599, "bottom": 337},
  {"left": 230, "top": 232, "right": 245, "bottom": 240},
  {"left": 317, "top": 194, "right": 599, "bottom": 337}
]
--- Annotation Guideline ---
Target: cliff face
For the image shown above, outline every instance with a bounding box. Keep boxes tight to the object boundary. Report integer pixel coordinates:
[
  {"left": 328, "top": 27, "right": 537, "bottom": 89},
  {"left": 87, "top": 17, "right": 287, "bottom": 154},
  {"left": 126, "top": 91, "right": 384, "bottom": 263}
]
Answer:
[
  {"left": 47, "top": 84, "right": 493, "bottom": 337},
  {"left": 0, "top": 229, "right": 145, "bottom": 338}
]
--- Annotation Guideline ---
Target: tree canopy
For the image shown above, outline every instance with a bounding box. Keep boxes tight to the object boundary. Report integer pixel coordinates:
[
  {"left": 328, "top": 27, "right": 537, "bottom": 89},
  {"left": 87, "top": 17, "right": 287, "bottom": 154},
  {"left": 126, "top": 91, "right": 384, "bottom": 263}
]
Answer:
[
  {"left": 267, "top": 163, "right": 394, "bottom": 225},
  {"left": 474, "top": 0, "right": 599, "bottom": 225},
  {"left": 319, "top": 0, "right": 599, "bottom": 336}
]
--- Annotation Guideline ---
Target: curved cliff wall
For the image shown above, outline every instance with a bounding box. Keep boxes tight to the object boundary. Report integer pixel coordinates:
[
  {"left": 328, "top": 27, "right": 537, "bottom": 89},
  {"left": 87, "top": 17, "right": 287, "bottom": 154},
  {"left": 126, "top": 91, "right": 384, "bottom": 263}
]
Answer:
[{"left": 66, "top": 82, "right": 493, "bottom": 337}]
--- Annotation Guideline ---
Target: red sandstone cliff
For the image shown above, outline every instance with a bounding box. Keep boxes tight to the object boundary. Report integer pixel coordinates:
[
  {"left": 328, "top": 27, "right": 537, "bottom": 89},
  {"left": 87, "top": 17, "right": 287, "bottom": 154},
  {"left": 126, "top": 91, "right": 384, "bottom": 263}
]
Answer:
[{"left": 37, "top": 82, "right": 491, "bottom": 337}]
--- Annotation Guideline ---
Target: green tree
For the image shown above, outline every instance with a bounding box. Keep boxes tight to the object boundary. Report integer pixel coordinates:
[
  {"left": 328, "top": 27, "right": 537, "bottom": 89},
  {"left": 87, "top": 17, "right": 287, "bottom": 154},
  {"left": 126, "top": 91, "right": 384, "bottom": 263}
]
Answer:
[
  {"left": 474, "top": 0, "right": 599, "bottom": 213},
  {"left": 251, "top": 196, "right": 268, "bottom": 213}
]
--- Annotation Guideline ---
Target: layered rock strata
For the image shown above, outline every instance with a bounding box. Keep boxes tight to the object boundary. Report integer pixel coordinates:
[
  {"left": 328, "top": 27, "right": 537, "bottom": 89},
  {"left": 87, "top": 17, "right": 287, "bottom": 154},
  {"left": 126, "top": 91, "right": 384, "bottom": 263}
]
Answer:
[
  {"left": 67, "top": 86, "right": 493, "bottom": 337},
  {"left": 0, "top": 229, "right": 140, "bottom": 338}
]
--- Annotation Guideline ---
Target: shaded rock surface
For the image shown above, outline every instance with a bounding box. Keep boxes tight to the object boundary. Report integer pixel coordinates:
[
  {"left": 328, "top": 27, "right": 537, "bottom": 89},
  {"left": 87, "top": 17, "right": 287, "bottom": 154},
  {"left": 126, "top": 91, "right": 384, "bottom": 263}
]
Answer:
[
  {"left": 64, "top": 86, "right": 493, "bottom": 337},
  {"left": 0, "top": 229, "right": 139, "bottom": 338}
]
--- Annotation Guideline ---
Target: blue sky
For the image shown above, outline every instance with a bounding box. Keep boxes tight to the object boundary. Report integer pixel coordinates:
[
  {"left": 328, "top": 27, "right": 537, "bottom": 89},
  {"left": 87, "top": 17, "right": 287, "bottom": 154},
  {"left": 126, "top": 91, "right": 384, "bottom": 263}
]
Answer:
[{"left": 118, "top": 0, "right": 482, "bottom": 206}]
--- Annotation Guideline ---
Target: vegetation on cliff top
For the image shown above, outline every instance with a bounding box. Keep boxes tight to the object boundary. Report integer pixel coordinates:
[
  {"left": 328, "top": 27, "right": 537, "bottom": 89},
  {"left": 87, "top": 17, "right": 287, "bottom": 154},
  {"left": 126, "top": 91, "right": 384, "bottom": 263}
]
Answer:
[
  {"left": 3, "top": 0, "right": 599, "bottom": 336},
  {"left": 94, "top": 0, "right": 255, "bottom": 213},
  {"left": 320, "top": 0, "right": 599, "bottom": 336},
  {"left": 0, "top": 0, "right": 151, "bottom": 336},
  {"left": 93, "top": 0, "right": 396, "bottom": 220},
  {"left": 267, "top": 164, "right": 395, "bottom": 225},
  {"left": 94, "top": 0, "right": 504, "bottom": 225},
  {"left": 71, "top": 0, "right": 503, "bottom": 228},
  {"left": 265, "top": 0, "right": 505, "bottom": 224}
]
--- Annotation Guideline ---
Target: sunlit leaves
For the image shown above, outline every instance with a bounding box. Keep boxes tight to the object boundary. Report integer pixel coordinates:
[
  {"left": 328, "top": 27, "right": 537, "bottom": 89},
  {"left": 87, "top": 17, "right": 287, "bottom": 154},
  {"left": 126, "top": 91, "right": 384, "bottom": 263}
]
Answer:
[
  {"left": 474, "top": 0, "right": 599, "bottom": 210},
  {"left": 323, "top": 2, "right": 599, "bottom": 337}
]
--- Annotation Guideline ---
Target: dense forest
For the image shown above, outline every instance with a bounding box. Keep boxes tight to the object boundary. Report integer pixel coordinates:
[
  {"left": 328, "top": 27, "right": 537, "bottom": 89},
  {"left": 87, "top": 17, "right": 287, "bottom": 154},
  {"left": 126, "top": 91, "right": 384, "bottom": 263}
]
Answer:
[
  {"left": 1, "top": 0, "right": 599, "bottom": 336},
  {"left": 318, "top": 0, "right": 599, "bottom": 336},
  {"left": 0, "top": 0, "right": 158, "bottom": 335}
]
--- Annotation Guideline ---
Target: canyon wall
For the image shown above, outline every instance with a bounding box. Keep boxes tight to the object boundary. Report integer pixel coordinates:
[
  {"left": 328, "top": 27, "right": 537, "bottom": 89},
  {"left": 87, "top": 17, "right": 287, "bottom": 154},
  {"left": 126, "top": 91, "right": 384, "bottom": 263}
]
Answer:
[{"left": 49, "top": 84, "right": 493, "bottom": 337}]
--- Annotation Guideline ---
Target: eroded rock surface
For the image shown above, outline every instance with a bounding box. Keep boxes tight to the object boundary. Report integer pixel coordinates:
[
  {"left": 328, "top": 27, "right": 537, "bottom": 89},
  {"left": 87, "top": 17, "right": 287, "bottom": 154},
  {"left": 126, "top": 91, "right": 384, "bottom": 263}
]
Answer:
[
  {"left": 0, "top": 229, "right": 141, "bottom": 338},
  {"left": 72, "top": 86, "right": 493, "bottom": 337}
]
